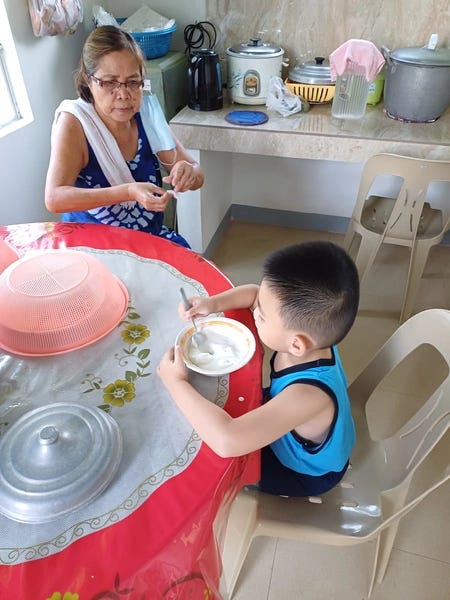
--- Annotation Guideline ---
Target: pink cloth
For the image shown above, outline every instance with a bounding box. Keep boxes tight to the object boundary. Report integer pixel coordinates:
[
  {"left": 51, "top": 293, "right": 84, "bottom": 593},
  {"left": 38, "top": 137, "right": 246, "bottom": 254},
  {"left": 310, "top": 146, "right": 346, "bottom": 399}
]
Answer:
[{"left": 329, "top": 39, "right": 385, "bottom": 82}]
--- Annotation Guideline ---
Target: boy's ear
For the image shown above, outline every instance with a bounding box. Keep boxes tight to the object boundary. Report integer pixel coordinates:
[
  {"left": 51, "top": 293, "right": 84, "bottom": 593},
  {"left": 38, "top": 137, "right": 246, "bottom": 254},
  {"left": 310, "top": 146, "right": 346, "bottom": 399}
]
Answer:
[{"left": 290, "top": 333, "right": 314, "bottom": 356}]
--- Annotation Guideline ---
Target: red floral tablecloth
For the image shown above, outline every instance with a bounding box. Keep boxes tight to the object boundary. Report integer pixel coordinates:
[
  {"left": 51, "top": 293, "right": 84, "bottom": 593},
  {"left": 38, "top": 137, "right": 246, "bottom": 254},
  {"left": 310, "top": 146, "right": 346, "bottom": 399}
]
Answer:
[{"left": 0, "top": 223, "right": 263, "bottom": 600}]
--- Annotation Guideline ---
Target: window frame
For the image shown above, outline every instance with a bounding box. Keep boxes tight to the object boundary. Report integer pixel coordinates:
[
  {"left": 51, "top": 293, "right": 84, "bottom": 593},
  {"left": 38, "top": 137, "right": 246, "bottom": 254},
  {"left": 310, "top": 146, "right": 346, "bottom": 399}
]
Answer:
[{"left": 0, "top": 1, "right": 33, "bottom": 137}]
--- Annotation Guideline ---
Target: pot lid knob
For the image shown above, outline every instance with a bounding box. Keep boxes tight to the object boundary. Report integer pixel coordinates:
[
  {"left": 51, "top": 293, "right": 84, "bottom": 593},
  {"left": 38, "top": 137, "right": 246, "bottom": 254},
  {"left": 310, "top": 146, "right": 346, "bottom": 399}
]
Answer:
[
  {"left": 249, "top": 37, "right": 262, "bottom": 46},
  {"left": 315, "top": 56, "right": 325, "bottom": 64},
  {"left": 39, "top": 425, "right": 59, "bottom": 445}
]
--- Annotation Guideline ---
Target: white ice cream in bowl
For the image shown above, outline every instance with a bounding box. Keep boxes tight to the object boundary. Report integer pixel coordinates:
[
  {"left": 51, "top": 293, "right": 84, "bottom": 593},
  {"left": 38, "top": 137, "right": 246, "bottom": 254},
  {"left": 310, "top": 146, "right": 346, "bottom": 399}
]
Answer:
[{"left": 175, "top": 316, "right": 256, "bottom": 376}]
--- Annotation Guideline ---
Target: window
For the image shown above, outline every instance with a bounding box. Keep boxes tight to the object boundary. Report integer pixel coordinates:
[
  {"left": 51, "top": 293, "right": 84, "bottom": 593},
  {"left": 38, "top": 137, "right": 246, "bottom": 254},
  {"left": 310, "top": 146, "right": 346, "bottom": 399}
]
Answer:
[
  {"left": 0, "top": 1, "right": 33, "bottom": 137},
  {"left": 0, "top": 43, "right": 20, "bottom": 127}
]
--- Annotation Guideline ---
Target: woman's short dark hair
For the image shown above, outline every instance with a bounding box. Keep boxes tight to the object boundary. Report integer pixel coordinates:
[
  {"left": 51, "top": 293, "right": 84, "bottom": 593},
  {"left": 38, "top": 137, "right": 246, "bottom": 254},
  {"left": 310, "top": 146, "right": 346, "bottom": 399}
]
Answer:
[
  {"left": 262, "top": 241, "right": 359, "bottom": 347},
  {"left": 75, "top": 25, "right": 145, "bottom": 102}
]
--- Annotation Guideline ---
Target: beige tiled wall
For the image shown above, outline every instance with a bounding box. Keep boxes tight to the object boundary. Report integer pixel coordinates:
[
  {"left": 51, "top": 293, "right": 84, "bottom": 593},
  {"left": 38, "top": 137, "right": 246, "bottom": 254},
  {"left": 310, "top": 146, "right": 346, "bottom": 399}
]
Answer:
[{"left": 206, "top": 0, "right": 449, "bottom": 66}]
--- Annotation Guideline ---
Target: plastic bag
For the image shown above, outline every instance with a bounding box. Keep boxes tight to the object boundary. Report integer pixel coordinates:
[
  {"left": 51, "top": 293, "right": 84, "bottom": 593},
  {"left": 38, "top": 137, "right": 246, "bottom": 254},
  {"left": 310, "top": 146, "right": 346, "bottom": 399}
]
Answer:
[
  {"left": 140, "top": 83, "right": 176, "bottom": 154},
  {"left": 92, "top": 4, "right": 120, "bottom": 28},
  {"left": 28, "top": 0, "right": 83, "bottom": 37},
  {"left": 266, "top": 76, "right": 309, "bottom": 116}
]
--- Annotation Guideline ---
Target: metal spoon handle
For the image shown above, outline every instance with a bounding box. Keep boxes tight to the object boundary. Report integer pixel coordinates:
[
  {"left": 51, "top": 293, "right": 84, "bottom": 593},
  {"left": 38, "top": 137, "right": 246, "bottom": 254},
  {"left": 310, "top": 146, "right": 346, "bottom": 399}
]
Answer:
[{"left": 179, "top": 288, "right": 197, "bottom": 331}]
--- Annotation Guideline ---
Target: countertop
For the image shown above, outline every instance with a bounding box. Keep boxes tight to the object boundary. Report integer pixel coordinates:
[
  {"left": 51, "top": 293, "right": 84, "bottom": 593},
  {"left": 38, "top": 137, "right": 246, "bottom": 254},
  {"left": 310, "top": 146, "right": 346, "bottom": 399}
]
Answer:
[{"left": 170, "top": 99, "right": 450, "bottom": 162}]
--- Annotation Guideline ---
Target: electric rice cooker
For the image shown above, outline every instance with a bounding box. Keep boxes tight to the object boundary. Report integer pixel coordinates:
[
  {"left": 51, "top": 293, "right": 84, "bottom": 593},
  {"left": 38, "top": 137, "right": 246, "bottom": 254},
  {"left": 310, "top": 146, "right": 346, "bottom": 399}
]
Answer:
[{"left": 226, "top": 37, "right": 286, "bottom": 105}]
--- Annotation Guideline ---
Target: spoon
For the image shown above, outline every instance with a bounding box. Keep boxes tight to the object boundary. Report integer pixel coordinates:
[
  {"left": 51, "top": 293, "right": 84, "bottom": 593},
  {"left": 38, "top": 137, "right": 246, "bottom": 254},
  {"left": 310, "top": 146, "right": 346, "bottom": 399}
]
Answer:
[{"left": 179, "top": 288, "right": 213, "bottom": 354}]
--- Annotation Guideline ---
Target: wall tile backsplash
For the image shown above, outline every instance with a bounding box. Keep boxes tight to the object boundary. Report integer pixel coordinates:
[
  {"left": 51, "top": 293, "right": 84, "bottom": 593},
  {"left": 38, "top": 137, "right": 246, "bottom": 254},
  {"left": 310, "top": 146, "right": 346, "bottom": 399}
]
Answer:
[{"left": 206, "top": 0, "right": 449, "bottom": 68}]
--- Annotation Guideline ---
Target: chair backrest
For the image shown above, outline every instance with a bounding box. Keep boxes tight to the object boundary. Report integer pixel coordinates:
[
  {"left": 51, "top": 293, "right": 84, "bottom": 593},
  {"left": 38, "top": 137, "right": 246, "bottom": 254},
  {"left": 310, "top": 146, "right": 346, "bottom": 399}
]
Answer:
[
  {"left": 355, "top": 153, "right": 450, "bottom": 242},
  {"left": 349, "top": 308, "right": 450, "bottom": 496}
]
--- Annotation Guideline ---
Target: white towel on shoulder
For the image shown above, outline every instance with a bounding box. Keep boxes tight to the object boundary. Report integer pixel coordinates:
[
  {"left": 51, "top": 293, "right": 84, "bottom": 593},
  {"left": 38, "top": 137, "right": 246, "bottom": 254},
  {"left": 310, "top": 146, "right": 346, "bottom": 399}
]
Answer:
[{"left": 52, "top": 97, "right": 175, "bottom": 187}]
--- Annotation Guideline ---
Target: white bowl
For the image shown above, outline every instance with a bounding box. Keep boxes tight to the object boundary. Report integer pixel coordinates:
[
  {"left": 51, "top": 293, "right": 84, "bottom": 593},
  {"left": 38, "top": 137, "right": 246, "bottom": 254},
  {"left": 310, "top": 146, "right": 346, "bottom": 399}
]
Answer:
[{"left": 175, "top": 316, "right": 256, "bottom": 376}]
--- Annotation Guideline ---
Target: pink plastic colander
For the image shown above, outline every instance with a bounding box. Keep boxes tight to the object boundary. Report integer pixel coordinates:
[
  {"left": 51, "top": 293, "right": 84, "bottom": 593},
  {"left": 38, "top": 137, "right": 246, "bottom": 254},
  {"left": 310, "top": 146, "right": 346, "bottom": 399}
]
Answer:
[{"left": 0, "top": 249, "right": 129, "bottom": 356}]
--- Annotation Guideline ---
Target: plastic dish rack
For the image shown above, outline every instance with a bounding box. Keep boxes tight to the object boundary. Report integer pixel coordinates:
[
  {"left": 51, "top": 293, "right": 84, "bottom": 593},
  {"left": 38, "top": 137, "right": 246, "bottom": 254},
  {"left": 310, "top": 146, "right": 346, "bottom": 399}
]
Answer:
[{"left": 117, "top": 20, "right": 176, "bottom": 60}]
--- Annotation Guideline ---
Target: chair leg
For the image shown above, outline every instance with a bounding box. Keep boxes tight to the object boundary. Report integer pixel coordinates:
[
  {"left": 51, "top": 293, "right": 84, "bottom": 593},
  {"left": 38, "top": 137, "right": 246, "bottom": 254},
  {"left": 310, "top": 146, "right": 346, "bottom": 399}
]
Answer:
[
  {"left": 373, "top": 521, "right": 401, "bottom": 584},
  {"left": 353, "top": 233, "right": 384, "bottom": 285},
  {"left": 368, "top": 536, "right": 381, "bottom": 599},
  {"left": 343, "top": 222, "right": 357, "bottom": 253},
  {"left": 371, "top": 486, "right": 410, "bottom": 588},
  {"left": 222, "top": 489, "right": 259, "bottom": 599},
  {"left": 400, "top": 243, "right": 432, "bottom": 323}
]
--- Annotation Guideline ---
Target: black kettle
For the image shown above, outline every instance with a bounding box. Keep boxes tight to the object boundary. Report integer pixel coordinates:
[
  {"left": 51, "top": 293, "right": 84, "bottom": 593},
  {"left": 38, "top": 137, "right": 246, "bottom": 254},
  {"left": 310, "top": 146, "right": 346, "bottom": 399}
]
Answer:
[{"left": 187, "top": 49, "right": 223, "bottom": 111}]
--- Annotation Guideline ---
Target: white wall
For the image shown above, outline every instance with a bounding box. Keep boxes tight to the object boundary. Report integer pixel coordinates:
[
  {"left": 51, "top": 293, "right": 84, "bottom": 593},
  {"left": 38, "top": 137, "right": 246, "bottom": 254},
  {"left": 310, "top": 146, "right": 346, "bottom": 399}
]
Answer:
[
  {"left": 230, "top": 155, "right": 362, "bottom": 218},
  {"left": 0, "top": 0, "right": 95, "bottom": 225}
]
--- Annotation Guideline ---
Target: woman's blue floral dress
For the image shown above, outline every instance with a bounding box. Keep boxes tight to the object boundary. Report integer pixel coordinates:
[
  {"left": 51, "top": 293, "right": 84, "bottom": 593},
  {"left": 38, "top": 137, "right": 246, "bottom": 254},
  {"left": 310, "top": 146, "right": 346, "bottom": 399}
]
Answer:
[{"left": 62, "top": 112, "right": 189, "bottom": 248}]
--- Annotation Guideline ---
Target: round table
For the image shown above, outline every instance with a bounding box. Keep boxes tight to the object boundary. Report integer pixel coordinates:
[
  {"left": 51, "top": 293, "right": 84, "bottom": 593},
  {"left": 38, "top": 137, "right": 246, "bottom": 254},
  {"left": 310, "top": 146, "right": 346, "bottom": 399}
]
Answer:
[{"left": 0, "top": 222, "right": 263, "bottom": 600}]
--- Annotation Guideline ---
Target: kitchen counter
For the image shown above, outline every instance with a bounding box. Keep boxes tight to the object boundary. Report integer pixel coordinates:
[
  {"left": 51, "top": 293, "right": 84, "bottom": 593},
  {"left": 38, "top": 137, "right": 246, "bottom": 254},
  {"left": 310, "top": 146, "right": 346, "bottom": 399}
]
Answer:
[
  {"left": 170, "top": 100, "right": 450, "bottom": 254},
  {"left": 171, "top": 100, "right": 450, "bottom": 162}
]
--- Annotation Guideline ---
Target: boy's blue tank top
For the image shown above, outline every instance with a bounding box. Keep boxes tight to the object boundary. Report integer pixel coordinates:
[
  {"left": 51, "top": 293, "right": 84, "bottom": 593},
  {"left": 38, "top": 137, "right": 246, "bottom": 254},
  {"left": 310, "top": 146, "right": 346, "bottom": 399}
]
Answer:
[{"left": 269, "top": 346, "right": 355, "bottom": 476}]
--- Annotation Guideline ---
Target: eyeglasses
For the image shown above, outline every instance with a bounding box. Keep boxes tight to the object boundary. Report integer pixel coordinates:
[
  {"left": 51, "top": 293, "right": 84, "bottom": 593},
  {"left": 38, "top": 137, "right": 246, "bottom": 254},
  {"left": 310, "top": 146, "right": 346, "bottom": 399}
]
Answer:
[{"left": 90, "top": 75, "right": 144, "bottom": 93}]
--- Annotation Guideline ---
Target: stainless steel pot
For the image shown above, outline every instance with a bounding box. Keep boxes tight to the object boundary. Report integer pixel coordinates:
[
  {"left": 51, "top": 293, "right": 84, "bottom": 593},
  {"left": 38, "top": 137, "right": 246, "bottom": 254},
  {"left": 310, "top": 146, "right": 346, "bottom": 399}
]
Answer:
[
  {"left": 288, "top": 57, "right": 333, "bottom": 85},
  {"left": 286, "top": 57, "right": 335, "bottom": 104},
  {"left": 382, "top": 44, "right": 450, "bottom": 122}
]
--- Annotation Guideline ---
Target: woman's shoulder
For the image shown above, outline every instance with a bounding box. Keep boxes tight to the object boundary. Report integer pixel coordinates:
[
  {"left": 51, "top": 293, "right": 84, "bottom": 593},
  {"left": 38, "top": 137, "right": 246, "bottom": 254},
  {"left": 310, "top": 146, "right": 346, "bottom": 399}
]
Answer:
[
  {"left": 52, "top": 110, "right": 87, "bottom": 151},
  {"left": 51, "top": 102, "right": 89, "bottom": 165}
]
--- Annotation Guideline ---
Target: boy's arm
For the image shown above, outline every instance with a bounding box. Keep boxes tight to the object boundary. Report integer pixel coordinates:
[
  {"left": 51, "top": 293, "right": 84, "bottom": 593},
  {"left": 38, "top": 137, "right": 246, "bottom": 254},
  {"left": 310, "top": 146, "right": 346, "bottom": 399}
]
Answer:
[
  {"left": 157, "top": 347, "right": 333, "bottom": 458},
  {"left": 182, "top": 284, "right": 259, "bottom": 320},
  {"left": 209, "top": 284, "right": 259, "bottom": 312}
]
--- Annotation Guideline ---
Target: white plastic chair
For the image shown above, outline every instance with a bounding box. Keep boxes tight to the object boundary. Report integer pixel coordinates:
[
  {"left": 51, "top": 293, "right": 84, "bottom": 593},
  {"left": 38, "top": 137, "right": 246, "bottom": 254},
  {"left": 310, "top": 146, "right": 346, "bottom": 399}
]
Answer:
[
  {"left": 343, "top": 153, "right": 450, "bottom": 322},
  {"left": 222, "top": 308, "right": 450, "bottom": 599}
]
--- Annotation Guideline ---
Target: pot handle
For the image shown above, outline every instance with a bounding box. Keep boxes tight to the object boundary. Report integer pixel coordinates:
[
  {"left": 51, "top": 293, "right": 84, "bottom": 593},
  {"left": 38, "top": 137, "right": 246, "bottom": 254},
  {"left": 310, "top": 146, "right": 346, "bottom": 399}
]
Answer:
[
  {"left": 381, "top": 45, "right": 392, "bottom": 66},
  {"left": 282, "top": 57, "right": 290, "bottom": 67}
]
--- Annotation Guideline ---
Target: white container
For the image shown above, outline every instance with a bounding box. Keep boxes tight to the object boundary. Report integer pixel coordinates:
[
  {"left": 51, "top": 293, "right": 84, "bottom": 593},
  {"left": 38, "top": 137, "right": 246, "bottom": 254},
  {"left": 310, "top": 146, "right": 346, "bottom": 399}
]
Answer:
[
  {"left": 227, "top": 37, "right": 285, "bottom": 105},
  {"left": 331, "top": 65, "right": 370, "bottom": 119}
]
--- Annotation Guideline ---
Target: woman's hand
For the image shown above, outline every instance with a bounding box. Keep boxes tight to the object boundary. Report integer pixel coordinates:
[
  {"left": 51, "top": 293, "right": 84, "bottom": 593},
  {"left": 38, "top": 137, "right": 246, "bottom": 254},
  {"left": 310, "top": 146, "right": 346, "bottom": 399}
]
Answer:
[
  {"left": 157, "top": 346, "right": 188, "bottom": 388},
  {"left": 163, "top": 160, "right": 200, "bottom": 193},
  {"left": 178, "top": 295, "right": 215, "bottom": 321},
  {"left": 128, "top": 182, "right": 175, "bottom": 212}
]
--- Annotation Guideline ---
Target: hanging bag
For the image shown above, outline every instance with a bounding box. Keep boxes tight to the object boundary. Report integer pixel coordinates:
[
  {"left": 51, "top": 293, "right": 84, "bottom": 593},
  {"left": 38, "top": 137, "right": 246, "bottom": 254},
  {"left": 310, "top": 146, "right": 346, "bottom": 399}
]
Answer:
[{"left": 28, "top": 0, "right": 83, "bottom": 37}]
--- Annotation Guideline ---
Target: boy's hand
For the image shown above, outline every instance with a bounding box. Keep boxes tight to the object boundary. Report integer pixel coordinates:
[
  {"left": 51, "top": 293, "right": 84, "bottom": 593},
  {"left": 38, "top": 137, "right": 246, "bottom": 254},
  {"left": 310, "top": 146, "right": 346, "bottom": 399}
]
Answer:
[
  {"left": 157, "top": 346, "right": 188, "bottom": 387},
  {"left": 178, "top": 296, "right": 215, "bottom": 321}
]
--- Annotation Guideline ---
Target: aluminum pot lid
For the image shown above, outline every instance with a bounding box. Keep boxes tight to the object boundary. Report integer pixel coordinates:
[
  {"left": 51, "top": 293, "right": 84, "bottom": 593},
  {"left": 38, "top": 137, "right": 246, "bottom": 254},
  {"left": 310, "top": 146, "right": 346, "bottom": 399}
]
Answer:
[
  {"left": 289, "top": 56, "right": 333, "bottom": 84},
  {"left": 227, "top": 37, "right": 284, "bottom": 57},
  {"left": 389, "top": 46, "right": 450, "bottom": 66},
  {"left": 0, "top": 402, "right": 122, "bottom": 523}
]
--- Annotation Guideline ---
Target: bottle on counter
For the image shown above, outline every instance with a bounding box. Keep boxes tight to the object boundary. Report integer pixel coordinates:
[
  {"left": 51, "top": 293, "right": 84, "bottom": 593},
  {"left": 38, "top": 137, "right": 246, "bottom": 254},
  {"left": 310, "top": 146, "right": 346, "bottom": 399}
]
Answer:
[{"left": 331, "top": 63, "right": 370, "bottom": 119}]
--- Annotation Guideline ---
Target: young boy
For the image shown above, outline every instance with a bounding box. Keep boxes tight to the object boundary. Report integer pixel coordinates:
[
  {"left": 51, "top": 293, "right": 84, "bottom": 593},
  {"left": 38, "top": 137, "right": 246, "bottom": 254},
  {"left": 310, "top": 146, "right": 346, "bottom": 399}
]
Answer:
[{"left": 157, "top": 241, "right": 359, "bottom": 497}]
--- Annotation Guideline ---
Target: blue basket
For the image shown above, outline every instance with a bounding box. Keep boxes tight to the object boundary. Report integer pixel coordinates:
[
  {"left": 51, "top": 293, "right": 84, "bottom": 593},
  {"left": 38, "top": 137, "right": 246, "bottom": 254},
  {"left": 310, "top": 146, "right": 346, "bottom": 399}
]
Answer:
[{"left": 117, "top": 20, "right": 176, "bottom": 60}]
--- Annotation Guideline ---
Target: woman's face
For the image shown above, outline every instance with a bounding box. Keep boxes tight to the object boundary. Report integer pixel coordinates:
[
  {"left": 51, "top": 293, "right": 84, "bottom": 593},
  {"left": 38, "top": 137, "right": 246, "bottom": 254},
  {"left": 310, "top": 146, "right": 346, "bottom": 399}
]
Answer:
[{"left": 88, "top": 49, "right": 143, "bottom": 124}]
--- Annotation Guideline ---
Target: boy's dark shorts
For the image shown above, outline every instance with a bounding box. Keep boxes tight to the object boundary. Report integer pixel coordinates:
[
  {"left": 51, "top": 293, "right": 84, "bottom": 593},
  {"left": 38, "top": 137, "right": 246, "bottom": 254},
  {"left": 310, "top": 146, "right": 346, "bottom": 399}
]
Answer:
[{"left": 259, "top": 445, "right": 349, "bottom": 497}]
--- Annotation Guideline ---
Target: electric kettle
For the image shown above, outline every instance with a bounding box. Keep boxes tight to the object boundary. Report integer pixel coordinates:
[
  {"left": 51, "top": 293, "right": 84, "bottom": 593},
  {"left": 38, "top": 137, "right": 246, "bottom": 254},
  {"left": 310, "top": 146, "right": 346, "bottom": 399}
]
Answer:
[{"left": 187, "top": 49, "right": 223, "bottom": 111}]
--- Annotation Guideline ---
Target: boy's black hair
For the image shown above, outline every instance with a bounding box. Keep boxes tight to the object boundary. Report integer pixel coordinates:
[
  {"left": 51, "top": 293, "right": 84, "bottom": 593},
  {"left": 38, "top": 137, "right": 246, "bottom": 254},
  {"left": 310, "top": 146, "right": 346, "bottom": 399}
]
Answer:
[{"left": 262, "top": 241, "right": 359, "bottom": 347}]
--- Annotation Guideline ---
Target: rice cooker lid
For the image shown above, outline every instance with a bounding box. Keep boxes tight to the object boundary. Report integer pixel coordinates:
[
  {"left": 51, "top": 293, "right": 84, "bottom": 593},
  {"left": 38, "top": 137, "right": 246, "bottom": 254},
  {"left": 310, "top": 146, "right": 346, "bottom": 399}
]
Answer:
[
  {"left": 227, "top": 37, "right": 284, "bottom": 58},
  {"left": 0, "top": 402, "right": 122, "bottom": 523},
  {"left": 289, "top": 56, "right": 333, "bottom": 84},
  {"left": 390, "top": 46, "right": 450, "bottom": 66}
]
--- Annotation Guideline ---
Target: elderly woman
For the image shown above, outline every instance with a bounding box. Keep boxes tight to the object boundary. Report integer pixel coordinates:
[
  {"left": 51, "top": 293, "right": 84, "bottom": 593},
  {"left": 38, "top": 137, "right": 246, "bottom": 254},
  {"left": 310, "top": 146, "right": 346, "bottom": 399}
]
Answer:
[{"left": 45, "top": 26, "right": 204, "bottom": 247}]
